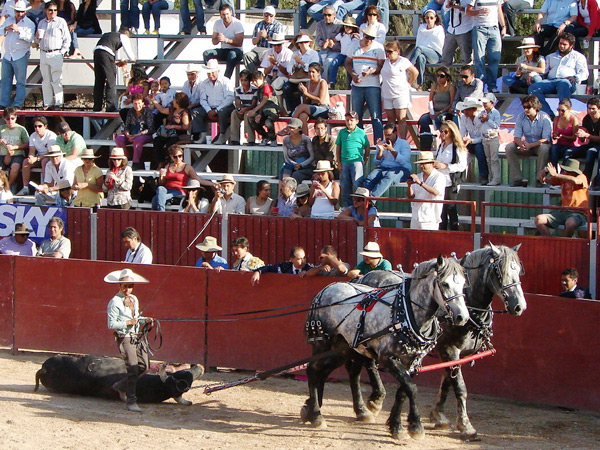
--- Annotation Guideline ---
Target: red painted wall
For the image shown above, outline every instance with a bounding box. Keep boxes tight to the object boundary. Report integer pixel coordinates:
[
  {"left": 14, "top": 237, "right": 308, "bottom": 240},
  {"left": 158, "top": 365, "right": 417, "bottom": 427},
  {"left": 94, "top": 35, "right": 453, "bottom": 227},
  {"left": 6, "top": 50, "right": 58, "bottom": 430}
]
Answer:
[
  {"left": 66, "top": 207, "right": 92, "bottom": 260},
  {"left": 0, "top": 256, "right": 14, "bottom": 346}
]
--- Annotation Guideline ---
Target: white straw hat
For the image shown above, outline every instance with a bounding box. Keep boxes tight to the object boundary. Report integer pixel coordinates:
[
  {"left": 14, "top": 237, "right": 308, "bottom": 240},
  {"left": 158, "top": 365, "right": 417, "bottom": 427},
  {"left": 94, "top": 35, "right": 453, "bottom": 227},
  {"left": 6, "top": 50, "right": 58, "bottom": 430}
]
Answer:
[
  {"left": 195, "top": 236, "right": 223, "bottom": 252},
  {"left": 104, "top": 268, "right": 149, "bottom": 284},
  {"left": 360, "top": 241, "right": 383, "bottom": 259}
]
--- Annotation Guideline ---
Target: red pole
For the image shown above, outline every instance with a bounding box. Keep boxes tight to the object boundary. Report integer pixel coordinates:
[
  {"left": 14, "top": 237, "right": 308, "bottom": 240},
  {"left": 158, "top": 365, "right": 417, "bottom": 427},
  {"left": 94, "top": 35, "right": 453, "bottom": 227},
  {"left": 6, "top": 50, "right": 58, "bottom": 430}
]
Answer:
[{"left": 417, "top": 349, "right": 496, "bottom": 373}]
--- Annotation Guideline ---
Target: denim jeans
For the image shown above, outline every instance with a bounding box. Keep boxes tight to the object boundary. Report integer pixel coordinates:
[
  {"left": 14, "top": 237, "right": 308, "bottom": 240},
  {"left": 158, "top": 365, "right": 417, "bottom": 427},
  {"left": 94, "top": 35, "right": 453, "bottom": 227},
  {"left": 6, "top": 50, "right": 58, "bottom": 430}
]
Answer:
[
  {"left": 299, "top": 0, "right": 344, "bottom": 29},
  {"left": 142, "top": 0, "right": 169, "bottom": 30},
  {"left": 467, "top": 142, "right": 489, "bottom": 180},
  {"left": 180, "top": 0, "right": 206, "bottom": 33},
  {"left": 550, "top": 143, "right": 572, "bottom": 167},
  {"left": 418, "top": 112, "right": 450, "bottom": 133},
  {"left": 502, "top": 73, "right": 542, "bottom": 94},
  {"left": 356, "top": 0, "right": 388, "bottom": 30},
  {"left": 254, "top": 0, "right": 279, "bottom": 8},
  {"left": 1, "top": 53, "right": 29, "bottom": 107},
  {"left": 152, "top": 186, "right": 182, "bottom": 211},
  {"left": 75, "top": 26, "right": 96, "bottom": 36},
  {"left": 409, "top": 46, "right": 441, "bottom": 86},
  {"left": 120, "top": 0, "right": 140, "bottom": 29},
  {"left": 203, "top": 48, "right": 243, "bottom": 79},
  {"left": 351, "top": 85, "right": 383, "bottom": 141},
  {"left": 502, "top": 0, "right": 529, "bottom": 36},
  {"left": 319, "top": 50, "right": 342, "bottom": 85},
  {"left": 337, "top": 0, "right": 366, "bottom": 24},
  {"left": 528, "top": 79, "right": 577, "bottom": 118},
  {"left": 472, "top": 25, "right": 501, "bottom": 90},
  {"left": 325, "top": 53, "right": 346, "bottom": 85},
  {"left": 340, "top": 161, "right": 364, "bottom": 207},
  {"left": 362, "top": 166, "right": 410, "bottom": 198},
  {"left": 564, "top": 144, "right": 599, "bottom": 182}
]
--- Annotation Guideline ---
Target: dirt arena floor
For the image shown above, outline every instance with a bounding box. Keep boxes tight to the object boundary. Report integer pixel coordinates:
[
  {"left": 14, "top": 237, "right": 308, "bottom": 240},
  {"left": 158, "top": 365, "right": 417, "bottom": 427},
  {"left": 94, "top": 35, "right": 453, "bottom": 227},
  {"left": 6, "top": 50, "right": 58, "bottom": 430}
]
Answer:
[{"left": 1, "top": 351, "right": 598, "bottom": 449}]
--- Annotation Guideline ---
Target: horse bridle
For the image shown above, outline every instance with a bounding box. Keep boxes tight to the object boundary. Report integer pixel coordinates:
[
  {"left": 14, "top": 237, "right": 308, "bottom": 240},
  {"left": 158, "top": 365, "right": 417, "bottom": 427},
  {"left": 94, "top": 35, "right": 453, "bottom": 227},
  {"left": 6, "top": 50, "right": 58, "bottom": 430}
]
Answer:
[
  {"left": 432, "top": 272, "right": 466, "bottom": 322},
  {"left": 488, "top": 259, "right": 522, "bottom": 306}
]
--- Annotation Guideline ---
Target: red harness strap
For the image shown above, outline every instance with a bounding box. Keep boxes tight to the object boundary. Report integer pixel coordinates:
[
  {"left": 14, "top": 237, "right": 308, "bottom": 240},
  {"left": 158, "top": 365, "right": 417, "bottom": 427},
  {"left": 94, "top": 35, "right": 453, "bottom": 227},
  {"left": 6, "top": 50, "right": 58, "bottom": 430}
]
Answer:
[{"left": 356, "top": 289, "right": 388, "bottom": 312}]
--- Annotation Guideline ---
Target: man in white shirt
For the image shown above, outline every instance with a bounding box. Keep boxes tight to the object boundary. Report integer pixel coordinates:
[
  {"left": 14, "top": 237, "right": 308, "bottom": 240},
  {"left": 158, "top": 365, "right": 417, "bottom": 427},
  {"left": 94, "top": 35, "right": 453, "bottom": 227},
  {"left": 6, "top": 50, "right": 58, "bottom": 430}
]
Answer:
[
  {"left": 407, "top": 151, "right": 446, "bottom": 230},
  {"left": 202, "top": 4, "right": 244, "bottom": 79},
  {"left": 36, "top": 2, "right": 70, "bottom": 110},
  {"left": 182, "top": 64, "right": 203, "bottom": 140},
  {"left": 193, "top": 59, "right": 235, "bottom": 145},
  {"left": 211, "top": 174, "right": 245, "bottom": 217},
  {"left": 34, "top": 145, "right": 76, "bottom": 205},
  {"left": 260, "top": 32, "right": 293, "bottom": 85},
  {"left": 0, "top": 0, "right": 35, "bottom": 108}
]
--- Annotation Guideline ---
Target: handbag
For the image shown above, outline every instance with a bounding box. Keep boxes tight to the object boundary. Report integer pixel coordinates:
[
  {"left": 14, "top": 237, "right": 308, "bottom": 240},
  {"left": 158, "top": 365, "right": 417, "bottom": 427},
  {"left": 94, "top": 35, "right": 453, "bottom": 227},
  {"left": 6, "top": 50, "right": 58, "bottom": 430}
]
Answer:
[{"left": 157, "top": 125, "right": 177, "bottom": 139}]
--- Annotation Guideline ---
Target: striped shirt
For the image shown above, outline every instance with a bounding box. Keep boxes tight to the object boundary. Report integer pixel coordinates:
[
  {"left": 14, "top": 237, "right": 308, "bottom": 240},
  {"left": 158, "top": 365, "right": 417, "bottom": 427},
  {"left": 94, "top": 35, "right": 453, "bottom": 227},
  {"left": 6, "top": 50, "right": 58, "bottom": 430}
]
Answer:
[
  {"left": 348, "top": 40, "right": 385, "bottom": 88},
  {"left": 468, "top": 0, "right": 501, "bottom": 27},
  {"left": 234, "top": 85, "right": 258, "bottom": 107},
  {"left": 252, "top": 19, "right": 283, "bottom": 48},
  {"left": 37, "top": 16, "right": 71, "bottom": 54}
]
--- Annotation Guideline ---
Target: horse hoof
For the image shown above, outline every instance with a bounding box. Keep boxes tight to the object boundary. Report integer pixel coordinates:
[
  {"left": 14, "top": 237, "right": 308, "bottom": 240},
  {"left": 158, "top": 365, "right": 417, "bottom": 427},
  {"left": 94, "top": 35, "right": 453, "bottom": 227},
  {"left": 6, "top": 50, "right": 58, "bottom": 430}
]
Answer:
[
  {"left": 410, "top": 431, "right": 425, "bottom": 440},
  {"left": 408, "top": 424, "right": 425, "bottom": 440},
  {"left": 433, "top": 421, "right": 451, "bottom": 430},
  {"left": 430, "top": 411, "right": 451, "bottom": 429},
  {"left": 356, "top": 411, "right": 375, "bottom": 423},
  {"left": 366, "top": 399, "right": 384, "bottom": 416},
  {"left": 312, "top": 417, "right": 327, "bottom": 429},
  {"left": 391, "top": 430, "right": 410, "bottom": 441},
  {"left": 460, "top": 430, "right": 479, "bottom": 441}
]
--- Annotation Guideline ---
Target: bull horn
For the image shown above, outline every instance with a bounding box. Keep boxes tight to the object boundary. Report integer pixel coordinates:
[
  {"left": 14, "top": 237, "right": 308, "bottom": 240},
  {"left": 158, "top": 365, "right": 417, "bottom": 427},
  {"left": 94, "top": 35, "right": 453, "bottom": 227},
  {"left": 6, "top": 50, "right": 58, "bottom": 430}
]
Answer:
[
  {"left": 34, "top": 368, "right": 45, "bottom": 392},
  {"left": 159, "top": 363, "right": 168, "bottom": 383}
]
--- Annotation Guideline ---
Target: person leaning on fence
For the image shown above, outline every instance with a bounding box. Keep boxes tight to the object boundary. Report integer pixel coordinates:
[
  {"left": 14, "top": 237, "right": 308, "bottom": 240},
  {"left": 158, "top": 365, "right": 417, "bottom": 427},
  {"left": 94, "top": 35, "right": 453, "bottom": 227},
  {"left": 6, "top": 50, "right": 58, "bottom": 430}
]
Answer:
[
  {"left": 246, "top": 70, "right": 280, "bottom": 146},
  {"left": 535, "top": 160, "right": 589, "bottom": 237},
  {"left": 122, "top": 226, "right": 153, "bottom": 264},
  {"left": 37, "top": 216, "right": 71, "bottom": 258},
  {"left": 250, "top": 246, "right": 313, "bottom": 285},
  {"left": 231, "top": 236, "right": 265, "bottom": 271},
  {"left": 0, "top": 222, "right": 36, "bottom": 256},
  {"left": 195, "top": 236, "right": 228, "bottom": 270},
  {"left": 244, "top": 6, "right": 283, "bottom": 74},
  {"left": 558, "top": 267, "right": 592, "bottom": 299},
  {"left": 103, "top": 147, "right": 133, "bottom": 209},
  {"left": 347, "top": 241, "right": 392, "bottom": 279},
  {"left": 302, "top": 245, "right": 351, "bottom": 277},
  {"left": 565, "top": 97, "right": 600, "bottom": 186},
  {"left": 202, "top": 4, "right": 244, "bottom": 80},
  {"left": 229, "top": 69, "right": 258, "bottom": 146},
  {"left": 337, "top": 186, "right": 380, "bottom": 227},
  {"left": 407, "top": 151, "right": 446, "bottom": 230}
]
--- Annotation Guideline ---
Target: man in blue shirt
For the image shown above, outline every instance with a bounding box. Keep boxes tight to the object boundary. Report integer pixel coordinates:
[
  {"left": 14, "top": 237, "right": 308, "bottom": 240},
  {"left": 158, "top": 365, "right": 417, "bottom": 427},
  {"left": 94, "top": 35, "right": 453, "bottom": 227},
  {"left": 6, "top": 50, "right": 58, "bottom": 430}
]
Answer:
[
  {"left": 195, "top": 236, "right": 228, "bottom": 270},
  {"left": 362, "top": 123, "right": 411, "bottom": 198},
  {"left": 532, "top": 0, "right": 578, "bottom": 56}
]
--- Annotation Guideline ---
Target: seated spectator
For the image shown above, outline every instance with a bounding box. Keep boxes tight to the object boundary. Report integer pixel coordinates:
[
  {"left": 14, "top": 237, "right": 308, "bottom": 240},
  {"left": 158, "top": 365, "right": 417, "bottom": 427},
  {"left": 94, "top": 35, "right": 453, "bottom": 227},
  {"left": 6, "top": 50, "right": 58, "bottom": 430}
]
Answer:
[
  {"left": 19, "top": 116, "right": 56, "bottom": 196},
  {"left": 550, "top": 98, "right": 579, "bottom": 166},
  {"left": 535, "top": 160, "right": 588, "bottom": 237},
  {"left": 230, "top": 69, "right": 258, "bottom": 146},
  {"left": 141, "top": 0, "right": 171, "bottom": 35},
  {"left": 479, "top": 93, "right": 502, "bottom": 186},
  {"left": 103, "top": 147, "right": 133, "bottom": 209},
  {"left": 120, "top": 0, "right": 140, "bottom": 32},
  {"left": 440, "top": 0, "right": 472, "bottom": 68},
  {"left": 153, "top": 76, "right": 176, "bottom": 109},
  {"left": 55, "top": 179, "right": 75, "bottom": 207},
  {"left": 152, "top": 144, "right": 216, "bottom": 211},
  {"left": 458, "top": 97, "right": 489, "bottom": 184},
  {"left": 247, "top": 71, "right": 280, "bottom": 146},
  {"left": 558, "top": 267, "right": 592, "bottom": 299},
  {"left": 0, "top": 171, "right": 13, "bottom": 203},
  {"left": 418, "top": 66, "right": 456, "bottom": 136},
  {"left": 334, "top": 16, "right": 360, "bottom": 88},
  {"left": 194, "top": 59, "right": 234, "bottom": 145},
  {"left": 533, "top": 0, "right": 578, "bottom": 56},
  {"left": 409, "top": 10, "right": 444, "bottom": 90},
  {"left": 0, "top": 222, "right": 36, "bottom": 255},
  {"left": 55, "top": 121, "right": 85, "bottom": 164},
  {"left": 315, "top": 6, "right": 342, "bottom": 88},
  {"left": 292, "top": 62, "right": 330, "bottom": 135},
  {"left": 74, "top": 0, "right": 102, "bottom": 36},
  {"left": 180, "top": 179, "right": 210, "bottom": 213},
  {"left": 178, "top": 0, "right": 220, "bottom": 35},
  {"left": 251, "top": 246, "right": 313, "bottom": 285},
  {"left": 575, "top": 0, "right": 600, "bottom": 51},
  {"left": 122, "top": 226, "right": 152, "bottom": 264},
  {"left": 347, "top": 241, "right": 391, "bottom": 279},
  {"left": 37, "top": 216, "right": 71, "bottom": 258},
  {"left": 528, "top": 33, "right": 589, "bottom": 119},
  {"left": 292, "top": 183, "right": 312, "bottom": 218},
  {"left": 211, "top": 174, "right": 246, "bottom": 217},
  {"left": 303, "top": 245, "right": 350, "bottom": 277},
  {"left": 150, "top": 92, "right": 190, "bottom": 169},
  {"left": 282, "top": 33, "right": 320, "bottom": 115},
  {"left": 260, "top": 32, "right": 293, "bottom": 86},
  {"left": 34, "top": 145, "right": 76, "bottom": 206},
  {"left": 407, "top": 151, "right": 446, "bottom": 230},
  {"left": 337, "top": 186, "right": 380, "bottom": 226},
  {"left": 231, "top": 236, "right": 265, "bottom": 271},
  {"left": 202, "top": 4, "right": 244, "bottom": 79},
  {"left": 281, "top": 118, "right": 315, "bottom": 183},
  {"left": 195, "top": 235, "right": 228, "bottom": 270},
  {"left": 505, "top": 95, "right": 552, "bottom": 187},
  {"left": 312, "top": 118, "right": 338, "bottom": 178},
  {"left": 118, "top": 65, "right": 149, "bottom": 123},
  {"left": 246, "top": 180, "right": 273, "bottom": 215},
  {"left": 181, "top": 64, "right": 203, "bottom": 140},
  {"left": 503, "top": 0, "right": 533, "bottom": 37},
  {"left": 359, "top": 4, "right": 386, "bottom": 45},
  {"left": 115, "top": 93, "right": 155, "bottom": 170},
  {"left": 363, "top": 123, "right": 411, "bottom": 198},
  {"left": 565, "top": 97, "right": 600, "bottom": 184},
  {"left": 72, "top": 148, "right": 103, "bottom": 208},
  {"left": 273, "top": 176, "right": 298, "bottom": 217},
  {"left": 299, "top": 0, "right": 350, "bottom": 30},
  {"left": 310, "top": 160, "right": 340, "bottom": 219},
  {"left": 452, "top": 65, "right": 483, "bottom": 113},
  {"left": 244, "top": 6, "right": 283, "bottom": 74},
  {"left": 503, "top": 38, "right": 545, "bottom": 95},
  {"left": 0, "top": 107, "right": 28, "bottom": 193}
]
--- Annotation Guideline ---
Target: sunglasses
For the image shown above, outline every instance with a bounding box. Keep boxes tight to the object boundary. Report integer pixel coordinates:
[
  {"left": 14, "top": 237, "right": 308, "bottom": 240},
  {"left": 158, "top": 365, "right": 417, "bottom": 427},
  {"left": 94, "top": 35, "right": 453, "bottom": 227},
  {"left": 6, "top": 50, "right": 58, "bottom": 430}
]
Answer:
[
  {"left": 437, "top": 73, "right": 447, "bottom": 78},
  {"left": 172, "top": 154, "right": 184, "bottom": 158},
  {"left": 367, "top": 13, "right": 377, "bottom": 16},
  {"left": 323, "top": 13, "right": 333, "bottom": 16},
  {"left": 385, "top": 49, "right": 395, "bottom": 54},
  {"left": 34, "top": 124, "right": 45, "bottom": 128},
  {"left": 461, "top": 74, "right": 470, "bottom": 79},
  {"left": 48, "top": 8, "right": 57, "bottom": 11},
  {"left": 440, "top": 129, "right": 450, "bottom": 134},
  {"left": 558, "top": 108, "right": 568, "bottom": 112},
  {"left": 522, "top": 104, "right": 533, "bottom": 109},
  {"left": 364, "top": 35, "right": 375, "bottom": 40}
]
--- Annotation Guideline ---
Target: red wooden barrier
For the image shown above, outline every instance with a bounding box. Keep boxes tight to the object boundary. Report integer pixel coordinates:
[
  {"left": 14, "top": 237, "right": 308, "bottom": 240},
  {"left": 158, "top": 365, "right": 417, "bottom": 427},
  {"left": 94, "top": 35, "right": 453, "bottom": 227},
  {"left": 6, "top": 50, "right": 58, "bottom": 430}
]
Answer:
[
  {"left": 0, "top": 256, "right": 14, "bottom": 347},
  {"left": 228, "top": 215, "right": 358, "bottom": 268},
  {"left": 66, "top": 207, "right": 92, "bottom": 260},
  {"left": 366, "top": 228, "right": 475, "bottom": 270},
  {"left": 96, "top": 209, "right": 222, "bottom": 266},
  {"left": 481, "top": 233, "right": 590, "bottom": 296}
]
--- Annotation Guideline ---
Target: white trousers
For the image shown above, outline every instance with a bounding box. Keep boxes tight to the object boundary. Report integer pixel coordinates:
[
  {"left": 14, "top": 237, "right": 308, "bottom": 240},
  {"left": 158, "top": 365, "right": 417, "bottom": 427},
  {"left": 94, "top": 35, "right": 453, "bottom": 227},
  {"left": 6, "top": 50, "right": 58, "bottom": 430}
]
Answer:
[{"left": 40, "top": 51, "right": 64, "bottom": 106}]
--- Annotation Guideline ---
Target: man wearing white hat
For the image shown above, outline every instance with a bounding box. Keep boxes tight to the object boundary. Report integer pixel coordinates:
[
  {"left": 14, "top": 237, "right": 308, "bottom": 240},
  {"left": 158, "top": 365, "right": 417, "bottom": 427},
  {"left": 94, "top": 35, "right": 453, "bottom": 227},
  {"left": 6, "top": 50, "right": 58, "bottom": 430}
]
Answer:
[
  {"left": 458, "top": 96, "right": 489, "bottom": 184},
  {"left": 211, "top": 174, "right": 246, "bottom": 217},
  {"left": 0, "top": 0, "right": 35, "bottom": 108},
  {"left": 281, "top": 33, "right": 320, "bottom": 114},
  {"left": 347, "top": 241, "right": 392, "bottom": 279},
  {"left": 244, "top": 6, "right": 283, "bottom": 74},
  {"left": 34, "top": 145, "right": 76, "bottom": 206},
  {"left": 194, "top": 59, "right": 234, "bottom": 145},
  {"left": 195, "top": 236, "right": 228, "bottom": 270},
  {"left": 260, "top": 32, "right": 293, "bottom": 84},
  {"left": 202, "top": 4, "right": 244, "bottom": 79},
  {"left": 407, "top": 151, "right": 446, "bottom": 230},
  {"left": 182, "top": 64, "right": 203, "bottom": 140}
]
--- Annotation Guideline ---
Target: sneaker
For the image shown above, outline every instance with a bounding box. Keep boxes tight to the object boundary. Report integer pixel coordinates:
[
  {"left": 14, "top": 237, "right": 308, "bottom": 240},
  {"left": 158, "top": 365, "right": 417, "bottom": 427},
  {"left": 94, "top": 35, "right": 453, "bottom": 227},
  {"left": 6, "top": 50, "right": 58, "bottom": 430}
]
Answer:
[
  {"left": 126, "top": 402, "right": 142, "bottom": 413},
  {"left": 490, "top": 87, "right": 500, "bottom": 94},
  {"left": 152, "top": 29, "right": 159, "bottom": 35},
  {"left": 144, "top": 29, "right": 150, "bottom": 35},
  {"left": 269, "top": 140, "right": 279, "bottom": 147},
  {"left": 229, "top": 140, "right": 240, "bottom": 146},
  {"left": 16, "top": 186, "right": 29, "bottom": 196},
  {"left": 179, "top": 30, "right": 191, "bottom": 35},
  {"left": 260, "top": 138, "right": 270, "bottom": 146}
]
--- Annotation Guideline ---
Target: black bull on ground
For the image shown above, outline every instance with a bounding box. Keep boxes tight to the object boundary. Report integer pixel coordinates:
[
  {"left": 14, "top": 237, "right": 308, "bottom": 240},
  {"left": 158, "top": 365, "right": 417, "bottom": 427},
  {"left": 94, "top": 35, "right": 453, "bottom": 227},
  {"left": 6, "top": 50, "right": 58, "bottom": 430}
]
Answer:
[{"left": 34, "top": 355, "right": 204, "bottom": 404}]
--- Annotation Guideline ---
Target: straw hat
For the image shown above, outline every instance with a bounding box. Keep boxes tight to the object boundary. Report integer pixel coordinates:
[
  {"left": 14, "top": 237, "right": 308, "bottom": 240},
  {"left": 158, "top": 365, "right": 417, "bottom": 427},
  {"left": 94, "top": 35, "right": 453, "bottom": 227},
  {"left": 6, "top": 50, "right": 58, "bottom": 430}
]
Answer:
[
  {"left": 341, "top": 16, "right": 359, "bottom": 29},
  {"left": 415, "top": 151, "right": 436, "bottom": 164},
  {"left": 461, "top": 97, "right": 482, "bottom": 110},
  {"left": 109, "top": 147, "right": 126, "bottom": 159},
  {"left": 296, "top": 183, "right": 311, "bottom": 198},
  {"left": 181, "top": 179, "right": 202, "bottom": 190},
  {"left": 360, "top": 241, "right": 383, "bottom": 259},
  {"left": 517, "top": 37, "right": 540, "bottom": 49},
  {"left": 57, "top": 179, "right": 71, "bottom": 190},
  {"left": 202, "top": 59, "right": 220, "bottom": 72},
  {"left": 185, "top": 63, "right": 200, "bottom": 73},
  {"left": 268, "top": 32, "right": 287, "bottom": 45},
  {"left": 350, "top": 187, "right": 370, "bottom": 198},
  {"left": 195, "top": 236, "right": 222, "bottom": 252},
  {"left": 296, "top": 34, "right": 312, "bottom": 44},
  {"left": 362, "top": 25, "right": 379, "bottom": 39},
  {"left": 313, "top": 160, "right": 334, "bottom": 173},
  {"left": 220, "top": 174, "right": 236, "bottom": 185},
  {"left": 12, "top": 223, "right": 32, "bottom": 235},
  {"left": 11, "top": 0, "right": 31, "bottom": 12},
  {"left": 104, "top": 268, "right": 149, "bottom": 284},
  {"left": 559, "top": 159, "right": 583, "bottom": 175},
  {"left": 80, "top": 148, "right": 98, "bottom": 159},
  {"left": 455, "top": 101, "right": 465, "bottom": 112},
  {"left": 46, "top": 145, "right": 65, "bottom": 157}
]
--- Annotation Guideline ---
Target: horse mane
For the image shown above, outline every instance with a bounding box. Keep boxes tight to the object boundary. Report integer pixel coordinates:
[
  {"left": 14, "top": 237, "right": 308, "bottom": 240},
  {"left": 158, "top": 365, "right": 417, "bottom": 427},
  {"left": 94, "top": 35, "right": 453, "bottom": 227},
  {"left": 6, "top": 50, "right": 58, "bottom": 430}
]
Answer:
[{"left": 411, "top": 256, "right": 463, "bottom": 281}]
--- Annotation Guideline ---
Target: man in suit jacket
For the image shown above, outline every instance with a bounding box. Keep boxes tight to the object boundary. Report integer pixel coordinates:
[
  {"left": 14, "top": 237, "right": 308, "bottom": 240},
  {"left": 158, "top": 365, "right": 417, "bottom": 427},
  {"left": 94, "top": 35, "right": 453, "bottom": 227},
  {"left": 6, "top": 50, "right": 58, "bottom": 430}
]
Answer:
[
  {"left": 558, "top": 268, "right": 592, "bottom": 299},
  {"left": 251, "top": 246, "right": 313, "bottom": 285}
]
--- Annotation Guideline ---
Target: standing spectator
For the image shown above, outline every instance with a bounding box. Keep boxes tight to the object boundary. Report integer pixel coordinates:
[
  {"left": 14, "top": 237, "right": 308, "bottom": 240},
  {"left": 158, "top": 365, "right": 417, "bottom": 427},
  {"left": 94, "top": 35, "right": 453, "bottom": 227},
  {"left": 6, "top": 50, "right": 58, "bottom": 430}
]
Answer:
[
  {"left": 142, "top": 0, "right": 172, "bottom": 35},
  {"left": 120, "top": 0, "right": 140, "bottom": 33},
  {"left": 0, "top": 0, "right": 35, "bottom": 108},
  {"left": 407, "top": 151, "right": 446, "bottom": 230},
  {"left": 93, "top": 26, "right": 135, "bottom": 112},
  {"left": 74, "top": 0, "right": 102, "bottom": 36},
  {"left": 467, "top": 0, "right": 506, "bottom": 93},
  {"left": 505, "top": 95, "right": 552, "bottom": 187},
  {"left": 203, "top": 4, "right": 244, "bottom": 79},
  {"left": 503, "top": 0, "right": 534, "bottom": 37},
  {"left": 336, "top": 111, "right": 371, "bottom": 206},
  {"left": 281, "top": 118, "right": 315, "bottom": 183},
  {"left": 310, "top": 160, "right": 340, "bottom": 219},
  {"left": 0, "top": 107, "right": 28, "bottom": 193},
  {"left": 122, "top": 227, "right": 152, "bottom": 264},
  {"left": 244, "top": 6, "right": 283, "bottom": 74},
  {"left": 0, "top": 172, "right": 14, "bottom": 204},
  {"left": 480, "top": 92, "right": 502, "bottom": 186},
  {"left": 528, "top": 33, "right": 589, "bottom": 119},
  {"left": 312, "top": 117, "right": 338, "bottom": 176},
  {"left": 333, "top": 16, "right": 360, "bottom": 88},
  {"left": 72, "top": 148, "right": 103, "bottom": 207},
  {"left": 565, "top": 97, "right": 600, "bottom": 184},
  {"left": 150, "top": 92, "right": 190, "bottom": 169},
  {"left": 194, "top": 59, "right": 235, "bottom": 145},
  {"left": 550, "top": 98, "right": 579, "bottom": 166},
  {"left": 259, "top": 32, "right": 293, "bottom": 85},
  {"left": 347, "top": 241, "right": 391, "bottom": 279},
  {"left": 211, "top": 174, "right": 246, "bottom": 217},
  {"left": 231, "top": 236, "right": 265, "bottom": 271},
  {"left": 34, "top": 145, "right": 76, "bottom": 205},
  {"left": 533, "top": 0, "right": 578, "bottom": 56},
  {"left": 103, "top": 147, "right": 133, "bottom": 209},
  {"left": 409, "top": 10, "right": 445, "bottom": 90},
  {"left": 36, "top": 2, "right": 71, "bottom": 110},
  {"left": 246, "top": 180, "right": 273, "bottom": 215},
  {"left": 502, "top": 37, "right": 545, "bottom": 95},
  {"left": 273, "top": 176, "right": 298, "bottom": 217},
  {"left": 381, "top": 40, "right": 418, "bottom": 140},
  {"left": 418, "top": 66, "right": 456, "bottom": 135},
  {"left": 440, "top": 0, "right": 473, "bottom": 68},
  {"left": 345, "top": 25, "right": 385, "bottom": 142},
  {"left": 337, "top": 186, "right": 381, "bottom": 226},
  {"left": 315, "top": 5, "right": 342, "bottom": 88},
  {"left": 195, "top": 236, "right": 228, "bottom": 270},
  {"left": 292, "top": 62, "right": 330, "bottom": 135},
  {"left": 37, "top": 216, "right": 71, "bottom": 258},
  {"left": 247, "top": 71, "right": 280, "bottom": 146},
  {"left": 182, "top": 64, "right": 203, "bottom": 140},
  {"left": 535, "top": 160, "right": 588, "bottom": 237},
  {"left": 303, "top": 245, "right": 351, "bottom": 277},
  {"left": 558, "top": 268, "right": 592, "bottom": 299},
  {"left": 434, "top": 120, "right": 468, "bottom": 230},
  {"left": 358, "top": 4, "right": 386, "bottom": 45},
  {"left": 115, "top": 93, "right": 155, "bottom": 170},
  {"left": 282, "top": 33, "right": 320, "bottom": 115},
  {"left": 229, "top": 69, "right": 258, "bottom": 146},
  {"left": 458, "top": 97, "right": 489, "bottom": 184},
  {"left": 0, "top": 223, "right": 36, "bottom": 255},
  {"left": 55, "top": 121, "right": 85, "bottom": 164},
  {"left": 363, "top": 123, "right": 411, "bottom": 198},
  {"left": 453, "top": 64, "right": 484, "bottom": 113},
  {"left": 250, "top": 246, "right": 313, "bottom": 285},
  {"left": 20, "top": 118, "right": 57, "bottom": 196}
]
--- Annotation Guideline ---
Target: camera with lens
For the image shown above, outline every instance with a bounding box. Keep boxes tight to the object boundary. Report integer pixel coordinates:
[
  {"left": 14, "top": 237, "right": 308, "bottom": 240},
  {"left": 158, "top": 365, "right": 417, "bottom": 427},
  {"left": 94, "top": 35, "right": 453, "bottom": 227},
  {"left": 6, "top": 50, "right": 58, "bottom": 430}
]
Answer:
[{"left": 218, "top": 188, "right": 226, "bottom": 195}]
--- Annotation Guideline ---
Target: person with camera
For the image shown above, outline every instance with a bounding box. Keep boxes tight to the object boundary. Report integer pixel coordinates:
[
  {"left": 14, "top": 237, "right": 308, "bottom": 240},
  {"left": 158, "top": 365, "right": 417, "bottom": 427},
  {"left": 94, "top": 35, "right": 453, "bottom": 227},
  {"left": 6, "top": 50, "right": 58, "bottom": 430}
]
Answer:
[
  {"left": 309, "top": 160, "right": 340, "bottom": 219},
  {"left": 407, "top": 151, "right": 446, "bottom": 230},
  {"left": 211, "top": 174, "right": 245, "bottom": 217}
]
